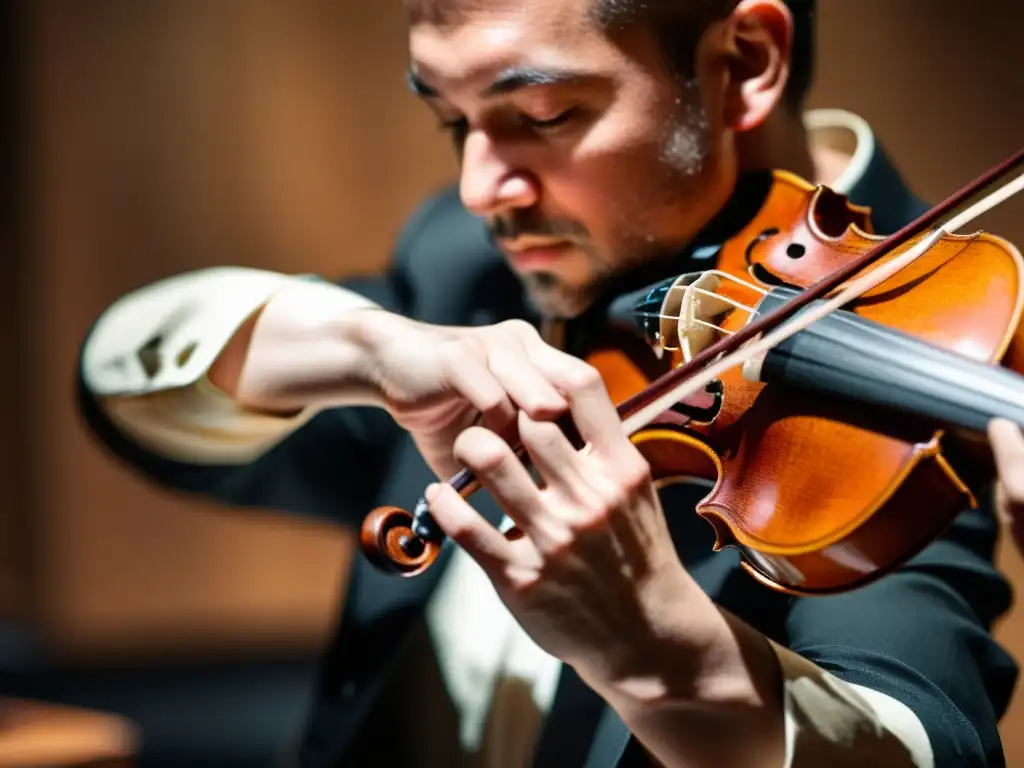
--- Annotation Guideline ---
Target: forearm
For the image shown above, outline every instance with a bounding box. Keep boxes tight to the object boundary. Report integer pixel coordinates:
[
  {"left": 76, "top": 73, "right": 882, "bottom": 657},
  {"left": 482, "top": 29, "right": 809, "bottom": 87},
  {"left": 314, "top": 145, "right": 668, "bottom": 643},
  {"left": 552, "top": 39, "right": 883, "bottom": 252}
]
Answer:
[
  {"left": 81, "top": 268, "right": 389, "bottom": 460},
  {"left": 583, "top": 607, "right": 933, "bottom": 768},
  {"left": 82, "top": 267, "right": 386, "bottom": 464},
  {"left": 585, "top": 609, "right": 787, "bottom": 768},
  {"left": 208, "top": 276, "right": 387, "bottom": 414},
  {"left": 77, "top": 267, "right": 404, "bottom": 523}
]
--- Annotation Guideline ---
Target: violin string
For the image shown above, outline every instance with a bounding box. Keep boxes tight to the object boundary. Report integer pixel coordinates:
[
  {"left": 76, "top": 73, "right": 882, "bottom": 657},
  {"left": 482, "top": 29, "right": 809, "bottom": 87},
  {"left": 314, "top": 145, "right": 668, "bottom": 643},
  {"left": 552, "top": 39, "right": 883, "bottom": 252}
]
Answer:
[
  {"left": 654, "top": 198, "right": 1017, "bottom": 348},
  {"left": 695, "top": 268, "right": 769, "bottom": 295},
  {"left": 665, "top": 285, "right": 758, "bottom": 314},
  {"left": 621, "top": 228, "right": 948, "bottom": 434},
  {"left": 693, "top": 319, "right": 735, "bottom": 335},
  {"left": 657, "top": 259, "right": 949, "bottom": 354},
  {"left": 630, "top": 312, "right": 736, "bottom": 335},
  {"left": 619, "top": 167, "right": 1024, "bottom": 437}
]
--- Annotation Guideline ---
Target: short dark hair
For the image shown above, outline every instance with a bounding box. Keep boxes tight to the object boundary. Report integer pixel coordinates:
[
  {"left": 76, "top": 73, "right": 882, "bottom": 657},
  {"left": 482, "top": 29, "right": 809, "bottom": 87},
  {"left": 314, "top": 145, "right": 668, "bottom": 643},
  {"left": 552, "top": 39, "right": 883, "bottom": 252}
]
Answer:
[
  {"left": 591, "top": 0, "right": 816, "bottom": 111},
  {"left": 405, "top": 0, "right": 816, "bottom": 110}
]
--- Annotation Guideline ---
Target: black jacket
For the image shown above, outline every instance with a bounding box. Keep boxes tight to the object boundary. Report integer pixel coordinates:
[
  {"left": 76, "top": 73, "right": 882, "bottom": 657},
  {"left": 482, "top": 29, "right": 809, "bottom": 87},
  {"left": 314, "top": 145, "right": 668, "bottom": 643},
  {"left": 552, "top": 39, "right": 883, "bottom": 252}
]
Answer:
[{"left": 77, "top": 143, "right": 1019, "bottom": 767}]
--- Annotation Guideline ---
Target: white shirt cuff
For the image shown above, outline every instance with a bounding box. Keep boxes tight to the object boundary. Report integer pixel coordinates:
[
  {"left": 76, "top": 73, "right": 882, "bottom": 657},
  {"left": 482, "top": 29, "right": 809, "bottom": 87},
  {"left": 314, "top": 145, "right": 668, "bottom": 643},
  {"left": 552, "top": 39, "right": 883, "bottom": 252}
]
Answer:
[
  {"left": 770, "top": 641, "right": 934, "bottom": 767},
  {"left": 83, "top": 267, "right": 305, "bottom": 396},
  {"left": 81, "top": 267, "right": 363, "bottom": 464},
  {"left": 97, "top": 375, "right": 315, "bottom": 464}
]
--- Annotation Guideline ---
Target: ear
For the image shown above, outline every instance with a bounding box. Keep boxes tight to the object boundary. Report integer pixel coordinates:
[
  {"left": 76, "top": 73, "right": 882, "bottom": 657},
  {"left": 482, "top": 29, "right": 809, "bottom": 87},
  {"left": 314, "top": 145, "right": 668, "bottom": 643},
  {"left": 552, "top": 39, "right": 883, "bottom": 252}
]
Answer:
[{"left": 721, "top": 0, "right": 793, "bottom": 132}]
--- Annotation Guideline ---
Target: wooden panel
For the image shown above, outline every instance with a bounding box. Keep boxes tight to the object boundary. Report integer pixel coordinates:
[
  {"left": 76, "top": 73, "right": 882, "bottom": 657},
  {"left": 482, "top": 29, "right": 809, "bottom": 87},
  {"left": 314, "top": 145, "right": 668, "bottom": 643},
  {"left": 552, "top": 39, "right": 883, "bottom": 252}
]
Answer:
[
  {"left": 20, "top": 0, "right": 452, "bottom": 661},
  {"left": 0, "top": 0, "right": 33, "bottom": 626}
]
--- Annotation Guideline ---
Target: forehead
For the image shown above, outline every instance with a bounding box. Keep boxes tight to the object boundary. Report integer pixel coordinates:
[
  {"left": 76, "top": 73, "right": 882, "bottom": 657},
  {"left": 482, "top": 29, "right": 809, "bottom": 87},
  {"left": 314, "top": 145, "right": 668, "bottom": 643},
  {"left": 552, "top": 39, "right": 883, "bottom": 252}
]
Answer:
[{"left": 408, "top": 0, "right": 624, "bottom": 89}]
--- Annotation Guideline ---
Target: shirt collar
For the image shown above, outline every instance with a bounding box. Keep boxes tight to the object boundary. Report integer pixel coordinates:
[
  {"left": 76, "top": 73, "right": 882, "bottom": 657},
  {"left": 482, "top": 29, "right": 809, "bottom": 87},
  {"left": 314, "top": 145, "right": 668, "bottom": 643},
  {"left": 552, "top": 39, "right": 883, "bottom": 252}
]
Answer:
[
  {"left": 803, "top": 108, "right": 876, "bottom": 195},
  {"left": 804, "top": 107, "right": 928, "bottom": 233}
]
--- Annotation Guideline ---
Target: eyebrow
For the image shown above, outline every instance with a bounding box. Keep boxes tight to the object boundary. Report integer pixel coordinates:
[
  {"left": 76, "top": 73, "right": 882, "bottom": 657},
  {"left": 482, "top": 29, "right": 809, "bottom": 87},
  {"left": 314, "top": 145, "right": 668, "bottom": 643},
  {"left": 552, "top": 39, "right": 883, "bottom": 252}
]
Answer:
[{"left": 406, "top": 65, "right": 590, "bottom": 99}]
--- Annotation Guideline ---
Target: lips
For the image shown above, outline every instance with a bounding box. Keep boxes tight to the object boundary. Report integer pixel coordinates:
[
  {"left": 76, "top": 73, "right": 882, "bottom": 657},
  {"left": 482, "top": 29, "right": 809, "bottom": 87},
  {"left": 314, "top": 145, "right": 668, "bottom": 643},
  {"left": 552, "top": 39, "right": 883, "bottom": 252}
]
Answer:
[{"left": 502, "top": 239, "right": 574, "bottom": 269}]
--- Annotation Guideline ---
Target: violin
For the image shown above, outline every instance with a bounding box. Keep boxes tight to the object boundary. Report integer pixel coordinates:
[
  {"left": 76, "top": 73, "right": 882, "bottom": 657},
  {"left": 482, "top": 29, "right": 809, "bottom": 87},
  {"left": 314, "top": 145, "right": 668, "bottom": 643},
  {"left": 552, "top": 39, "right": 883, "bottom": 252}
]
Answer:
[{"left": 359, "top": 149, "right": 1024, "bottom": 596}]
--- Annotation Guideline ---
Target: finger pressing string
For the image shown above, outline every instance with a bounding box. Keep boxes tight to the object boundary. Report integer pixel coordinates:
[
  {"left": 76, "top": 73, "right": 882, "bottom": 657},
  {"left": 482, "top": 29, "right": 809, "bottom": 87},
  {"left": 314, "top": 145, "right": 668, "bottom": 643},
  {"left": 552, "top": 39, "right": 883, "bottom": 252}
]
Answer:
[
  {"left": 517, "top": 410, "right": 594, "bottom": 506},
  {"left": 443, "top": 347, "right": 519, "bottom": 431}
]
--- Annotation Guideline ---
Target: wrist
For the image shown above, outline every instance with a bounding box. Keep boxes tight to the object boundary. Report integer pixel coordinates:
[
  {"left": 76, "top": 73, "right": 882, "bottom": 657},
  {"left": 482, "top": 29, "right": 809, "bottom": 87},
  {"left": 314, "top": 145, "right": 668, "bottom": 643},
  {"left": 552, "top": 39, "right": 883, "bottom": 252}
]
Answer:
[
  {"left": 570, "top": 566, "right": 723, "bottom": 705},
  {"left": 578, "top": 607, "right": 750, "bottom": 710},
  {"left": 229, "top": 280, "right": 387, "bottom": 412},
  {"left": 576, "top": 582, "right": 786, "bottom": 768},
  {"left": 606, "top": 612, "right": 782, "bottom": 713},
  {"left": 325, "top": 303, "right": 393, "bottom": 405}
]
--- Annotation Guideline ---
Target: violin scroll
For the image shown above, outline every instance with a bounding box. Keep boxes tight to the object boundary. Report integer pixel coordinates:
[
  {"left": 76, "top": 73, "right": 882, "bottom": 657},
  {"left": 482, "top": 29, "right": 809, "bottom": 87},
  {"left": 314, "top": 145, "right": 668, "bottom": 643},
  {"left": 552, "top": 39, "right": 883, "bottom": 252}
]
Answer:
[{"left": 360, "top": 505, "right": 442, "bottom": 576}]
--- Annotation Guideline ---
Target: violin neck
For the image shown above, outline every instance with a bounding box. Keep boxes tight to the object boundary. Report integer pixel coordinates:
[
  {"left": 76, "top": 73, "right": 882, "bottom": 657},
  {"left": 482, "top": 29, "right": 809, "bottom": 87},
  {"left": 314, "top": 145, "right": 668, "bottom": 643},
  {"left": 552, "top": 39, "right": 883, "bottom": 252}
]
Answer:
[{"left": 748, "top": 286, "right": 1024, "bottom": 435}]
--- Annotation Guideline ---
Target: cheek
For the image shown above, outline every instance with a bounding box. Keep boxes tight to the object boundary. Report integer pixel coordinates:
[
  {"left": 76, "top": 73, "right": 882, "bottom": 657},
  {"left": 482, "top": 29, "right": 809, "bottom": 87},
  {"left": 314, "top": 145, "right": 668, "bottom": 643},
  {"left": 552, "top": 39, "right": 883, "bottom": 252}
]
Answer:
[
  {"left": 532, "top": 99, "right": 717, "bottom": 250},
  {"left": 543, "top": 168, "right": 677, "bottom": 259},
  {"left": 579, "top": 117, "right": 726, "bottom": 240},
  {"left": 542, "top": 138, "right": 667, "bottom": 229}
]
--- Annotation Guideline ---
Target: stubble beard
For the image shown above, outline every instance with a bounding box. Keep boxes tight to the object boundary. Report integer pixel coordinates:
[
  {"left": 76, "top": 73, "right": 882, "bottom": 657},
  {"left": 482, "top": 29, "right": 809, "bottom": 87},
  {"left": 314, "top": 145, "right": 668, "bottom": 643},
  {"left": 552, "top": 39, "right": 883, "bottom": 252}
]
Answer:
[{"left": 525, "top": 82, "right": 712, "bottom": 320}]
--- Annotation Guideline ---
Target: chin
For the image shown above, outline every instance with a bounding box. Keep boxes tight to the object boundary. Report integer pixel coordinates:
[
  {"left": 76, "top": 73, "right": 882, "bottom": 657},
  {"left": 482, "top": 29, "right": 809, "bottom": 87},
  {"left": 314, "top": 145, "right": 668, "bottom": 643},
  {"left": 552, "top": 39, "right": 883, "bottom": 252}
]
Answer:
[
  {"left": 524, "top": 281, "right": 595, "bottom": 319},
  {"left": 512, "top": 252, "right": 604, "bottom": 318}
]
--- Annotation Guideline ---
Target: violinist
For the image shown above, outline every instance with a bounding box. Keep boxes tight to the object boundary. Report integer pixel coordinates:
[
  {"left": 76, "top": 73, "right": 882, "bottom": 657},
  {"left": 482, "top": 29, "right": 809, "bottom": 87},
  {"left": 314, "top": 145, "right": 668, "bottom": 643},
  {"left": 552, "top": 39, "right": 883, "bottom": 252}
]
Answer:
[{"left": 75, "top": 1, "right": 1018, "bottom": 766}]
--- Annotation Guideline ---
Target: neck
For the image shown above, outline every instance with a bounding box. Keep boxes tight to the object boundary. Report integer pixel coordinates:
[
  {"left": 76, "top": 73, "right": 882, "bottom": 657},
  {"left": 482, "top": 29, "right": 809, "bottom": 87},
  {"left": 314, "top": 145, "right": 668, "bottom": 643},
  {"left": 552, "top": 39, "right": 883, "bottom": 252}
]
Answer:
[{"left": 734, "top": 107, "right": 822, "bottom": 185}]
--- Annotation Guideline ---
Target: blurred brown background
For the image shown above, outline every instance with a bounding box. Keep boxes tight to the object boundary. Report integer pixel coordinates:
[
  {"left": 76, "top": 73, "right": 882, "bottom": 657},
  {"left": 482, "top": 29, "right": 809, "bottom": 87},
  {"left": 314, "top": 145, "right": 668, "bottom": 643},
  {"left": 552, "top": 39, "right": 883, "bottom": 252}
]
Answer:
[{"left": 3, "top": 1, "right": 1023, "bottom": 766}]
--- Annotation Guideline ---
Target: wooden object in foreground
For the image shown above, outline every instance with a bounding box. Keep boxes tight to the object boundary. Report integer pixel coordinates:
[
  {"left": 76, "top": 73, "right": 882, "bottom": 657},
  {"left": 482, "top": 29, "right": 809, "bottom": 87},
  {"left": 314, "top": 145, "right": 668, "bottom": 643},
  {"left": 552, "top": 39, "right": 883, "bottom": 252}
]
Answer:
[{"left": 0, "top": 697, "right": 138, "bottom": 767}]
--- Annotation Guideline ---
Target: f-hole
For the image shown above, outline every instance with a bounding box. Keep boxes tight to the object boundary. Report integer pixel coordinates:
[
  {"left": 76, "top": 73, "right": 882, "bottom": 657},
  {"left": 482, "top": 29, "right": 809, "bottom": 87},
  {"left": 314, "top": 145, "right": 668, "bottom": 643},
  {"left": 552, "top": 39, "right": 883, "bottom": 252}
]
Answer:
[
  {"left": 748, "top": 263, "right": 791, "bottom": 288},
  {"left": 812, "top": 187, "right": 872, "bottom": 236},
  {"left": 744, "top": 227, "right": 800, "bottom": 289}
]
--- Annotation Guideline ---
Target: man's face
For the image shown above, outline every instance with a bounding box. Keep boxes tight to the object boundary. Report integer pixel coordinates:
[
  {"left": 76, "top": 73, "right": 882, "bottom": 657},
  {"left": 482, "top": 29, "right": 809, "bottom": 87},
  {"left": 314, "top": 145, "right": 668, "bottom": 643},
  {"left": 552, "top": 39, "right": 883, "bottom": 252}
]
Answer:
[{"left": 408, "top": 0, "right": 739, "bottom": 317}]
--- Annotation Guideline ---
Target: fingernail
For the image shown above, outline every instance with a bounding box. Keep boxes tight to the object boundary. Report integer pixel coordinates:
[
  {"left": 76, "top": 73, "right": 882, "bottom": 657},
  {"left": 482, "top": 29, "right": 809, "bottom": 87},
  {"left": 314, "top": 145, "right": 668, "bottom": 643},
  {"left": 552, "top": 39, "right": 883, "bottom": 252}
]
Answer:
[{"left": 425, "top": 483, "right": 440, "bottom": 503}]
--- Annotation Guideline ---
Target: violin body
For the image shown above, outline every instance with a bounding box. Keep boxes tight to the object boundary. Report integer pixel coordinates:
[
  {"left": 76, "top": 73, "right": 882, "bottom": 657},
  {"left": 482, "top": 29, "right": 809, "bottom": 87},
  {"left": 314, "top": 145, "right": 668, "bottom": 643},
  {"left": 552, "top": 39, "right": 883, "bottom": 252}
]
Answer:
[
  {"left": 360, "top": 156, "right": 1024, "bottom": 591},
  {"left": 592, "top": 170, "right": 1024, "bottom": 595}
]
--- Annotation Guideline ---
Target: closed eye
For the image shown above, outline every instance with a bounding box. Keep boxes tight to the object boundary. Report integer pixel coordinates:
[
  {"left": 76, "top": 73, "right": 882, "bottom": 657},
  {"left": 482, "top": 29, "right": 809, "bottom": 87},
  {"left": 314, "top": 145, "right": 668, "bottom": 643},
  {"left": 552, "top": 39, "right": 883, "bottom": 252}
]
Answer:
[
  {"left": 436, "top": 108, "right": 579, "bottom": 148},
  {"left": 522, "top": 108, "right": 578, "bottom": 130}
]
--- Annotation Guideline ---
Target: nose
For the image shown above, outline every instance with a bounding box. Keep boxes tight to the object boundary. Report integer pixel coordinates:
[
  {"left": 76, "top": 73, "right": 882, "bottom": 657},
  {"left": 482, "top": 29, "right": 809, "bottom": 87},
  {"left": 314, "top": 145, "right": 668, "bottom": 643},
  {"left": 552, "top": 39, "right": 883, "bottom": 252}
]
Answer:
[{"left": 458, "top": 130, "right": 538, "bottom": 218}]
